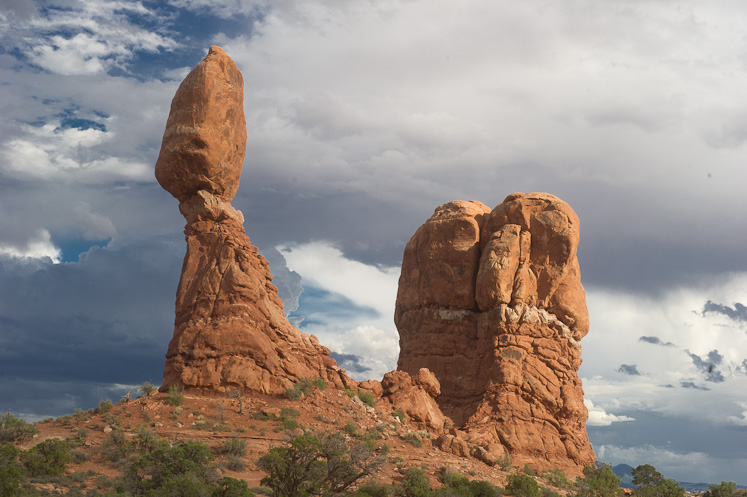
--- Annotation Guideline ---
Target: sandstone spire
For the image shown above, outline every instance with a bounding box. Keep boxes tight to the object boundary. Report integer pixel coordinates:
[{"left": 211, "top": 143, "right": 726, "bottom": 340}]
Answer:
[
  {"left": 395, "top": 193, "right": 595, "bottom": 474},
  {"left": 156, "top": 47, "right": 352, "bottom": 394}
]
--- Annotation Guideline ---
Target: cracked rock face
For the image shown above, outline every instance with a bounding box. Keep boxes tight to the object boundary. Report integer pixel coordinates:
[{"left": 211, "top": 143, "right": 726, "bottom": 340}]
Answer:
[
  {"left": 158, "top": 47, "right": 353, "bottom": 395},
  {"left": 395, "top": 193, "right": 595, "bottom": 474}
]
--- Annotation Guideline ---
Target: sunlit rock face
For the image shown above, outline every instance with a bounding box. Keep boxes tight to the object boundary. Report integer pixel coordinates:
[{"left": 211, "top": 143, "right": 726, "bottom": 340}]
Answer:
[
  {"left": 157, "top": 47, "right": 354, "bottom": 395},
  {"left": 395, "top": 192, "right": 595, "bottom": 475}
]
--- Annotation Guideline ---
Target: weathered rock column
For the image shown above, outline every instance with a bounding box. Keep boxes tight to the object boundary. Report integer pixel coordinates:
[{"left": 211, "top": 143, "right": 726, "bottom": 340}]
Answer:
[
  {"left": 395, "top": 192, "right": 595, "bottom": 474},
  {"left": 156, "top": 47, "right": 352, "bottom": 394}
]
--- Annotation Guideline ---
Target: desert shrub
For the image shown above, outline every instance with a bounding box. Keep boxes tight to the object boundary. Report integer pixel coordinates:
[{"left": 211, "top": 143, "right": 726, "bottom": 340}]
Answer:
[
  {"left": 257, "top": 431, "right": 384, "bottom": 497},
  {"left": 286, "top": 378, "right": 315, "bottom": 401},
  {"left": 403, "top": 432, "right": 423, "bottom": 448},
  {"left": 631, "top": 464, "right": 683, "bottom": 497},
  {"left": 96, "top": 399, "right": 114, "bottom": 414},
  {"left": 505, "top": 473, "right": 539, "bottom": 497},
  {"left": 496, "top": 453, "right": 512, "bottom": 471},
  {"left": 132, "top": 427, "right": 160, "bottom": 453},
  {"left": 213, "top": 477, "right": 255, "bottom": 496},
  {"left": 438, "top": 469, "right": 498, "bottom": 497},
  {"left": 393, "top": 409, "right": 407, "bottom": 424},
  {"left": 0, "top": 444, "right": 22, "bottom": 497},
  {"left": 102, "top": 429, "right": 133, "bottom": 463},
  {"left": 71, "top": 449, "right": 90, "bottom": 464},
  {"left": 575, "top": 464, "right": 622, "bottom": 497},
  {"left": 312, "top": 377, "right": 328, "bottom": 390},
  {"left": 400, "top": 467, "right": 432, "bottom": 497},
  {"left": 120, "top": 440, "right": 216, "bottom": 495},
  {"left": 544, "top": 469, "right": 570, "bottom": 489},
  {"left": 345, "top": 389, "right": 357, "bottom": 398},
  {"left": 705, "top": 482, "right": 743, "bottom": 497},
  {"left": 219, "top": 438, "right": 248, "bottom": 457},
  {"left": 278, "top": 418, "right": 299, "bottom": 431},
  {"left": 356, "top": 481, "right": 391, "bottom": 496},
  {"left": 167, "top": 385, "right": 184, "bottom": 406},
  {"left": 358, "top": 391, "right": 376, "bottom": 407},
  {"left": 280, "top": 407, "right": 300, "bottom": 419},
  {"left": 0, "top": 413, "right": 40, "bottom": 443},
  {"left": 138, "top": 381, "right": 157, "bottom": 396},
  {"left": 344, "top": 422, "right": 360, "bottom": 437},
  {"left": 521, "top": 465, "right": 537, "bottom": 477},
  {"left": 20, "top": 438, "right": 72, "bottom": 477},
  {"left": 251, "top": 486, "right": 273, "bottom": 496},
  {"left": 223, "top": 455, "right": 247, "bottom": 472}
]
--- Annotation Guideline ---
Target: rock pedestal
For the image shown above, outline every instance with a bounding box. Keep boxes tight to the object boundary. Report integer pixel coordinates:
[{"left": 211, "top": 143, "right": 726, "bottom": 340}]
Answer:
[
  {"left": 395, "top": 192, "right": 595, "bottom": 474},
  {"left": 157, "top": 47, "right": 352, "bottom": 394}
]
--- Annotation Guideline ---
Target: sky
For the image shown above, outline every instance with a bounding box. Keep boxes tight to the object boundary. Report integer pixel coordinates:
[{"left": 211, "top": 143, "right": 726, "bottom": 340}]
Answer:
[{"left": 0, "top": 0, "right": 746, "bottom": 484}]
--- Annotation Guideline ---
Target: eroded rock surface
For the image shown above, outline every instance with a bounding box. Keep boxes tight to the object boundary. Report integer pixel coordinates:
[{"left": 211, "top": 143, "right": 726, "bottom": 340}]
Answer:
[
  {"left": 158, "top": 47, "right": 352, "bottom": 394},
  {"left": 395, "top": 192, "right": 595, "bottom": 474}
]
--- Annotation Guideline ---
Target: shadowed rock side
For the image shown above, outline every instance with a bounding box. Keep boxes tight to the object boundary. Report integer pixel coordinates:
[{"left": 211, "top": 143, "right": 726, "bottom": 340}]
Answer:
[
  {"left": 395, "top": 193, "right": 595, "bottom": 474},
  {"left": 157, "top": 47, "right": 353, "bottom": 394}
]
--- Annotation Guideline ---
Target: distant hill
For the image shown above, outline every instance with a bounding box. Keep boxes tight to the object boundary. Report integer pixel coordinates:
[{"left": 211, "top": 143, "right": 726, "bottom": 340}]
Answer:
[{"left": 606, "top": 462, "right": 746, "bottom": 492}]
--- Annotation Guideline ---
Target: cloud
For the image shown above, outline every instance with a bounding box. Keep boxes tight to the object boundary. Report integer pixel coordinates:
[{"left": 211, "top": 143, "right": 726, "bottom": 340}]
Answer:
[
  {"left": 639, "top": 336, "right": 676, "bottom": 347},
  {"left": 702, "top": 300, "right": 747, "bottom": 323},
  {"left": 617, "top": 364, "right": 641, "bottom": 376},
  {"left": 278, "top": 241, "right": 400, "bottom": 380},
  {"left": 686, "top": 349, "right": 726, "bottom": 383},
  {"left": 585, "top": 399, "right": 635, "bottom": 426},
  {"left": 680, "top": 381, "right": 710, "bottom": 391},
  {"left": 0, "top": 229, "right": 61, "bottom": 263},
  {"left": 13, "top": 0, "right": 176, "bottom": 76}
]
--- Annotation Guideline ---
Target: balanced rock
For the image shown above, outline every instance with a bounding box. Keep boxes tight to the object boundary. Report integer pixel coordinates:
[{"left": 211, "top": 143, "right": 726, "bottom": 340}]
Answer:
[
  {"left": 158, "top": 47, "right": 353, "bottom": 394},
  {"left": 155, "top": 46, "right": 246, "bottom": 203},
  {"left": 395, "top": 192, "right": 595, "bottom": 475}
]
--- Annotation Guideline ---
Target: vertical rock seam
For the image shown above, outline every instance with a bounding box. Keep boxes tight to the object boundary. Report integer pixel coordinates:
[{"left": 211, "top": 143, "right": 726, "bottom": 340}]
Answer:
[
  {"left": 156, "top": 46, "right": 353, "bottom": 395},
  {"left": 395, "top": 193, "right": 596, "bottom": 474}
]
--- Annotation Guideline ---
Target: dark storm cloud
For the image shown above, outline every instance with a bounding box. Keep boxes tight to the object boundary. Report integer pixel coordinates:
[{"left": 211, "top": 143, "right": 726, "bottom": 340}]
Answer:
[
  {"left": 702, "top": 300, "right": 747, "bottom": 323},
  {"left": 329, "top": 353, "right": 366, "bottom": 374},
  {"left": 686, "top": 349, "right": 725, "bottom": 383},
  {"left": 0, "top": 236, "right": 183, "bottom": 415},
  {"left": 680, "top": 381, "right": 710, "bottom": 391},
  {"left": 617, "top": 364, "right": 641, "bottom": 376},
  {"left": 639, "top": 336, "right": 676, "bottom": 347}
]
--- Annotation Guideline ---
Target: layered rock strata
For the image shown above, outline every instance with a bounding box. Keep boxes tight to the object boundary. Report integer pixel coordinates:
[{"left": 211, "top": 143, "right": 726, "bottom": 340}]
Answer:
[
  {"left": 157, "top": 47, "right": 352, "bottom": 394},
  {"left": 395, "top": 193, "right": 595, "bottom": 473}
]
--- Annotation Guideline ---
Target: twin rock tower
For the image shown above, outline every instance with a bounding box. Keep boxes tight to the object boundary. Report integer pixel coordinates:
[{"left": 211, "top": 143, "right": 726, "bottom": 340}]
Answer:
[{"left": 154, "top": 46, "right": 596, "bottom": 475}]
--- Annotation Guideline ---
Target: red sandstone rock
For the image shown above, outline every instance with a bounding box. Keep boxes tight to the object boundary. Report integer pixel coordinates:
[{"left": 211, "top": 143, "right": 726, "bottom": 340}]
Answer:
[
  {"left": 155, "top": 46, "right": 247, "bottom": 203},
  {"left": 159, "top": 47, "right": 353, "bottom": 395},
  {"left": 381, "top": 369, "right": 445, "bottom": 432},
  {"left": 395, "top": 192, "right": 595, "bottom": 475}
]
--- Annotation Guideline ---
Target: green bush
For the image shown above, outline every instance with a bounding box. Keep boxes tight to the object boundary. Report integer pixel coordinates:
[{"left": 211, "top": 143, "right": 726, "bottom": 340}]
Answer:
[
  {"left": 312, "top": 377, "right": 328, "bottom": 390},
  {"left": 403, "top": 432, "right": 423, "bottom": 448},
  {"left": 631, "top": 464, "right": 684, "bottom": 497},
  {"left": 96, "top": 399, "right": 114, "bottom": 414},
  {"left": 0, "top": 444, "right": 21, "bottom": 497},
  {"left": 0, "top": 413, "right": 40, "bottom": 443},
  {"left": 575, "top": 464, "right": 623, "bottom": 497},
  {"left": 343, "top": 422, "right": 360, "bottom": 437},
  {"left": 214, "top": 476, "right": 255, "bottom": 496},
  {"left": 20, "top": 438, "right": 72, "bottom": 477},
  {"left": 138, "top": 381, "right": 157, "bottom": 396},
  {"left": 400, "top": 467, "right": 432, "bottom": 497},
  {"left": 358, "top": 391, "right": 376, "bottom": 407},
  {"left": 219, "top": 438, "right": 248, "bottom": 457},
  {"left": 543, "top": 469, "right": 570, "bottom": 489},
  {"left": 505, "top": 473, "right": 539, "bottom": 497},
  {"left": 121, "top": 440, "right": 216, "bottom": 495},
  {"left": 223, "top": 455, "right": 247, "bottom": 472},
  {"left": 705, "top": 481, "right": 743, "bottom": 497},
  {"left": 280, "top": 407, "right": 300, "bottom": 419},
  {"left": 167, "top": 385, "right": 185, "bottom": 406},
  {"left": 102, "top": 429, "right": 131, "bottom": 463},
  {"left": 344, "top": 389, "right": 357, "bottom": 398},
  {"left": 439, "top": 469, "right": 499, "bottom": 496},
  {"left": 286, "top": 378, "right": 315, "bottom": 401},
  {"left": 355, "top": 482, "right": 391, "bottom": 496},
  {"left": 393, "top": 409, "right": 407, "bottom": 423},
  {"left": 257, "top": 431, "right": 383, "bottom": 497}
]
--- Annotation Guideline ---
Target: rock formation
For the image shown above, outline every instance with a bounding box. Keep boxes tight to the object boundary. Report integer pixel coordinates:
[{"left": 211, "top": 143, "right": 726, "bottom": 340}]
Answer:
[
  {"left": 395, "top": 193, "right": 595, "bottom": 474},
  {"left": 157, "top": 47, "right": 352, "bottom": 394}
]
